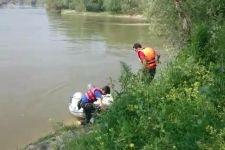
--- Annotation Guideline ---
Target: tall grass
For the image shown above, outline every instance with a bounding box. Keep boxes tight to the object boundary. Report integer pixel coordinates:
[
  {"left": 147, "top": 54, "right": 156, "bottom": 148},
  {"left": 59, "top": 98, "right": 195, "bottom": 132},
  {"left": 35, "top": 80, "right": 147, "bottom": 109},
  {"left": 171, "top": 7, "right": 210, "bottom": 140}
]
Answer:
[
  {"left": 63, "top": 22, "right": 225, "bottom": 149},
  {"left": 44, "top": 0, "right": 225, "bottom": 149},
  {"left": 46, "top": 0, "right": 142, "bottom": 14}
]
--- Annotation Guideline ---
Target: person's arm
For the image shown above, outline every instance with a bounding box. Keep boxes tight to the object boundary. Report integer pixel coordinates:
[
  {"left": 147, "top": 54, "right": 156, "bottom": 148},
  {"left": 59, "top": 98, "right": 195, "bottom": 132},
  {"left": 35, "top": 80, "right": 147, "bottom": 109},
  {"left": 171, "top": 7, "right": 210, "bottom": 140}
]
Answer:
[
  {"left": 138, "top": 51, "right": 147, "bottom": 67},
  {"left": 95, "top": 91, "right": 103, "bottom": 107}
]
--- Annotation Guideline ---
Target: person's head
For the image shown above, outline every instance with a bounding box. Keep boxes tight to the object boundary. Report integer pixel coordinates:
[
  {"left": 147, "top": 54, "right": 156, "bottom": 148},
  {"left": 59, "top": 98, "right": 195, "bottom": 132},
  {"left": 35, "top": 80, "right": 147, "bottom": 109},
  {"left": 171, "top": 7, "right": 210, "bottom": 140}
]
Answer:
[
  {"left": 102, "top": 85, "right": 110, "bottom": 95},
  {"left": 133, "top": 43, "right": 142, "bottom": 50}
]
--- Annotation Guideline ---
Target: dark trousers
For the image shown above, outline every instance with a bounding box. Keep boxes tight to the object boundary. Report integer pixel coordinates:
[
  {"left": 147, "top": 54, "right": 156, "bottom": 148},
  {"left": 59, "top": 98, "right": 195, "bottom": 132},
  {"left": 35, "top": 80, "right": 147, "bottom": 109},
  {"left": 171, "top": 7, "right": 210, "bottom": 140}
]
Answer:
[
  {"left": 142, "top": 67, "right": 156, "bottom": 82},
  {"left": 80, "top": 103, "right": 96, "bottom": 123},
  {"left": 148, "top": 68, "right": 156, "bottom": 79}
]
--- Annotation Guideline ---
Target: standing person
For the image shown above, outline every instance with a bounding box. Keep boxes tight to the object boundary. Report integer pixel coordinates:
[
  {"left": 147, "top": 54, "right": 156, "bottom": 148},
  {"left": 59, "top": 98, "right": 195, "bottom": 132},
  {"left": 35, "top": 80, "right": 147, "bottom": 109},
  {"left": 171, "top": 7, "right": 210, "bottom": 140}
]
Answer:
[
  {"left": 78, "top": 85, "right": 110, "bottom": 125},
  {"left": 133, "top": 43, "right": 160, "bottom": 80}
]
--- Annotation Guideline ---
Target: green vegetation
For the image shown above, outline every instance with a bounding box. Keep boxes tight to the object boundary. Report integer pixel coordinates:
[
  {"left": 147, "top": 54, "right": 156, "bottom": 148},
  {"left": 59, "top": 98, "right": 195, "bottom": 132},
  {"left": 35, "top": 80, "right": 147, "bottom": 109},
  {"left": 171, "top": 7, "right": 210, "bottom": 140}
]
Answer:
[
  {"left": 46, "top": 0, "right": 143, "bottom": 14},
  {"left": 60, "top": 0, "right": 225, "bottom": 149}
]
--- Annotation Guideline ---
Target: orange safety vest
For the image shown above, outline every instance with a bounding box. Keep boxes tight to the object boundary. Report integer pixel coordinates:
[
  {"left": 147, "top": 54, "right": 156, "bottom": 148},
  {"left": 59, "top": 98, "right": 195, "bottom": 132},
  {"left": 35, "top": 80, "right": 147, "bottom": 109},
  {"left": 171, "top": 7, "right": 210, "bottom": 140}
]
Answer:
[
  {"left": 85, "top": 87, "right": 104, "bottom": 103},
  {"left": 138, "top": 47, "right": 157, "bottom": 69}
]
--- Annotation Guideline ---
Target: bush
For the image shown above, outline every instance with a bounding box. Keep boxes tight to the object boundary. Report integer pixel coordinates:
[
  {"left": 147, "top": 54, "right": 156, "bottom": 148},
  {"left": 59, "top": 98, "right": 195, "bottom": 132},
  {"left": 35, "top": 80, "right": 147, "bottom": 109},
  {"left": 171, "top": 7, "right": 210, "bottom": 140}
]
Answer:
[
  {"left": 49, "top": 0, "right": 225, "bottom": 149},
  {"left": 65, "top": 46, "right": 225, "bottom": 149},
  {"left": 46, "top": 0, "right": 64, "bottom": 11},
  {"left": 46, "top": 0, "right": 144, "bottom": 14},
  {"left": 103, "top": 0, "right": 122, "bottom": 13},
  {"left": 103, "top": 0, "right": 141, "bottom": 14},
  {"left": 85, "top": 0, "right": 103, "bottom": 12},
  {"left": 71, "top": 0, "right": 86, "bottom": 11}
]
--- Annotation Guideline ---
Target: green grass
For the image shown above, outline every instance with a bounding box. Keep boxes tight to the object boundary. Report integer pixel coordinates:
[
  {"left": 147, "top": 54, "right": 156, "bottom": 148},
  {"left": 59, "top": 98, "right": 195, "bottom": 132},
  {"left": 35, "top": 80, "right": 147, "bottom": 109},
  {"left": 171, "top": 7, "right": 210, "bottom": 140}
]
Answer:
[
  {"left": 63, "top": 23, "right": 225, "bottom": 149},
  {"left": 42, "top": 1, "right": 225, "bottom": 149}
]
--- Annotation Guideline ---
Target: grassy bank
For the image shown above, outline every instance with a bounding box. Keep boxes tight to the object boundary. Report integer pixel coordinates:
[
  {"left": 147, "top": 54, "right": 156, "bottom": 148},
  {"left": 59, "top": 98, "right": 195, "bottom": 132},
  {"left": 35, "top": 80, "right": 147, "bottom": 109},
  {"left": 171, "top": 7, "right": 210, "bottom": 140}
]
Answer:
[
  {"left": 63, "top": 0, "right": 225, "bottom": 147},
  {"left": 61, "top": 10, "right": 146, "bottom": 20},
  {"left": 26, "top": 32, "right": 225, "bottom": 148},
  {"left": 27, "top": 0, "right": 225, "bottom": 149},
  {"left": 63, "top": 24, "right": 225, "bottom": 149},
  {"left": 46, "top": 0, "right": 142, "bottom": 14}
]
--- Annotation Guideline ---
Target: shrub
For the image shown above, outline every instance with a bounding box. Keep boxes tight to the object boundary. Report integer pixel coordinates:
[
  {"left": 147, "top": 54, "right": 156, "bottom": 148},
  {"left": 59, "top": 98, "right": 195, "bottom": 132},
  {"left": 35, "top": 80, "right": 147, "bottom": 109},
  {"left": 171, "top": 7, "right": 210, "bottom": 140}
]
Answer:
[
  {"left": 53, "top": 1, "right": 225, "bottom": 149},
  {"left": 85, "top": 0, "right": 103, "bottom": 12},
  {"left": 103, "top": 0, "right": 122, "bottom": 13},
  {"left": 46, "top": 0, "right": 64, "bottom": 11}
]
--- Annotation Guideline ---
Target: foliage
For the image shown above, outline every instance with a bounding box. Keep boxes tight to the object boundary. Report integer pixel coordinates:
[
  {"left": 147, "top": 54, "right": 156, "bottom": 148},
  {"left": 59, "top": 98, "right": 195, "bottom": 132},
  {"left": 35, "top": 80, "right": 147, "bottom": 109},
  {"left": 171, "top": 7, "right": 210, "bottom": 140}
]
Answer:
[
  {"left": 61, "top": 0, "right": 225, "bottom": 149},
  {"left": 64, "top": 38, "right": 225, "bottom": 149},
  {"left": 70, "top": 0, "right": 86, "bottom": 11},
  {"left": 46, "top": 0, "right": 65, "bottom": 11},
  {"left": 46, "top": 0, "right": 143, "bottom": 14},
  {"left": 44, "top": 0, "right": 225, "bottom": 149},
  {"left": 103, "top": 0, "right": 141, "bottom": 14},
  {"left": 84, "top": 0, "right": 103, "bottom": 12},
  {"left": 102, "top": 0, "right": 122, "bottom": 13},
  {"left": 143, "top": 0, "right": 180, "bottom": 42},
  {"left": 142, "top": 0, "right": 225, "bottom": 46},
  {"left": 46, "top": 0, "right": 103, "bottom": 12}
]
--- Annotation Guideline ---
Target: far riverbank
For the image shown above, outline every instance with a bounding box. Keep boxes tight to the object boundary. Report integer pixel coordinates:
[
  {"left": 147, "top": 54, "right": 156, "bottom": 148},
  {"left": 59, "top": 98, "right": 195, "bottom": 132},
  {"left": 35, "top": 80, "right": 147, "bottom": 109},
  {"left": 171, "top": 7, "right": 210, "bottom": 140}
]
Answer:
[{"left": 61, "top": 9, "right": 147, "bottom": 21}]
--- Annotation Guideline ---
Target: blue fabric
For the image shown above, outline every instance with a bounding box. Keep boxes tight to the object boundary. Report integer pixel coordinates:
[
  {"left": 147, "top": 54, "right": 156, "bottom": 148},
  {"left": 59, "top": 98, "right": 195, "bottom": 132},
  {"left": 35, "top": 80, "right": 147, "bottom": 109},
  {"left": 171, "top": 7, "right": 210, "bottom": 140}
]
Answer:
[
  {"left": 94, "top": 90, "right": 103, "bottom": 99},
  {"left": 81, "top": 95, "right": 89, "bottom": 104},
  {"left": 81, "top": 90, "right": 103, "bottom": 104}
]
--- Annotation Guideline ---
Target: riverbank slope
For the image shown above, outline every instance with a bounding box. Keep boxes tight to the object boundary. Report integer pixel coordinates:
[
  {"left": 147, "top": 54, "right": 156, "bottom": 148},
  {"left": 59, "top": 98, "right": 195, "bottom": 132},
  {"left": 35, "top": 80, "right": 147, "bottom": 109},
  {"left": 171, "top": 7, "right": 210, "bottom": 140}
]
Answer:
[
  {"left": 61, "top": 10, "right": 146, "bottom": 20},
  {"left": 25, "top": 1, "right": 225, "bottom": 149}
]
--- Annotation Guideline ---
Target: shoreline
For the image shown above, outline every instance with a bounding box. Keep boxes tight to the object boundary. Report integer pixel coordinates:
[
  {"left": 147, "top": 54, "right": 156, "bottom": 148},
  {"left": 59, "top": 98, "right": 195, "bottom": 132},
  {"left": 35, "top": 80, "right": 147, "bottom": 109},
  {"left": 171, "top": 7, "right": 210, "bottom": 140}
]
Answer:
[
  {"left": 24, "top": 9, "right": 147, "bottom": 150},
  {"left": 61, "top": 10, "right": 147, "bottom": 21},
  {"left": 25, "top": 120, "right": 82, "bottom": 150}
]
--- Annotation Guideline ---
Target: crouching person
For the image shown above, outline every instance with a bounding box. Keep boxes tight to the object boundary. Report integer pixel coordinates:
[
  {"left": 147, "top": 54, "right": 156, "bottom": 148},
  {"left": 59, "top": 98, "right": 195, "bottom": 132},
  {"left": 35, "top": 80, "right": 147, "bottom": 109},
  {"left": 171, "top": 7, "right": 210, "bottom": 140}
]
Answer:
[{"left": 78, "top": 85, "right": 110, "bottom": 125}]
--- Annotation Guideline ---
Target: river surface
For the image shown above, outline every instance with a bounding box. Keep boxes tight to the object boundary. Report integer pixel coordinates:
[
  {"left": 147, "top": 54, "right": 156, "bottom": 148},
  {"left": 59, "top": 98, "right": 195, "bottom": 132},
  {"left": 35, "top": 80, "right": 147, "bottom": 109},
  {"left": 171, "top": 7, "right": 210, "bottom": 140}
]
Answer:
[{"left": 0, "top": 7, "right": 165, "bottom": 149}]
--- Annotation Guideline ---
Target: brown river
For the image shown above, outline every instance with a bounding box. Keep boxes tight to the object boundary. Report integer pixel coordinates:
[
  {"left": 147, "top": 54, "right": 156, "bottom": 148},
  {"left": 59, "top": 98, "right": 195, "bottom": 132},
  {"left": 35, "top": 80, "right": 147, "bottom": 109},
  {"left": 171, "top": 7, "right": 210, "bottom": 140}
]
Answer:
[{"left": 0, "top": 7, "right": 166, "bottom": 149}]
